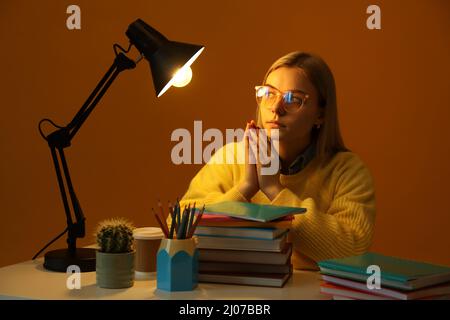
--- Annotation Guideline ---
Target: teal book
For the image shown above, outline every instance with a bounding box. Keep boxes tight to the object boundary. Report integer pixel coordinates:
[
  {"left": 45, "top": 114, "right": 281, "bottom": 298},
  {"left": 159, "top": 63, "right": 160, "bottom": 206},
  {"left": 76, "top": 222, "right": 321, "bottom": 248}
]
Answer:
[
  {"left": 318, "top": 252, "right": 450, "bottom": 290},
  {"left": 204, "top": 201, "right": 306, "bottom": 222}
]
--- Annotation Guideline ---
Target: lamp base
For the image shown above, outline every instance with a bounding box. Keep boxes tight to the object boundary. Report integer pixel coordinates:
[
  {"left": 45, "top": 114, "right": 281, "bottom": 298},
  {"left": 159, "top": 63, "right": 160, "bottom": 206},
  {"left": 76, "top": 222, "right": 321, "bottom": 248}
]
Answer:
[{"left": 44, "top": 248, "right": 96, "bottom": 272}]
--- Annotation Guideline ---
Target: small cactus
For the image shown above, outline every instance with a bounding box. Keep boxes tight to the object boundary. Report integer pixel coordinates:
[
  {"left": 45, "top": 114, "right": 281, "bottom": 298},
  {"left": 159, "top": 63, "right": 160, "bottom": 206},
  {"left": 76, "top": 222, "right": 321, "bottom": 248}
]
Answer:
[{"left": 95, "top": 218, "right": 135, "bottom": 253}]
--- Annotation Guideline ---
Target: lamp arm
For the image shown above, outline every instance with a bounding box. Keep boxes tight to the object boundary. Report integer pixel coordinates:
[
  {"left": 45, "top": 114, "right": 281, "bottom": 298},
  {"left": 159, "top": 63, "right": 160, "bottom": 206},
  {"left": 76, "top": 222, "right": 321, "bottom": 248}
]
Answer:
[
  {"left": 65, "top": 62, "right": 118, "bottom": 134},
  {"left": 42, "top": 51, "right": 136, "bottom": 253},
  {"left": 68, "top": 52, "right": 136, "bottom": 139},
  {"left": 48, "top": 145, "right": 83, "bottom": 252}
]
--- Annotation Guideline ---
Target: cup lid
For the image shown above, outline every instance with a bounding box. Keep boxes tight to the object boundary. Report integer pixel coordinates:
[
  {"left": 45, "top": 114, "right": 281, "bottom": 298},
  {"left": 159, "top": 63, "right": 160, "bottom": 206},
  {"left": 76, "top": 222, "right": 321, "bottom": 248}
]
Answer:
[{"left": 133, "top": 227, "right": 164, "bottom": 240}]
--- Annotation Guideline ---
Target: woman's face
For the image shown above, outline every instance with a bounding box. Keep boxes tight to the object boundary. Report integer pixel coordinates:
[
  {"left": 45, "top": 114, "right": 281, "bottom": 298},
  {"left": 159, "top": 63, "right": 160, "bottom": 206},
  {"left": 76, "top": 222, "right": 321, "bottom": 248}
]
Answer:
[{"left": 259, "top": 67, "right": 323, "bottom": 143}]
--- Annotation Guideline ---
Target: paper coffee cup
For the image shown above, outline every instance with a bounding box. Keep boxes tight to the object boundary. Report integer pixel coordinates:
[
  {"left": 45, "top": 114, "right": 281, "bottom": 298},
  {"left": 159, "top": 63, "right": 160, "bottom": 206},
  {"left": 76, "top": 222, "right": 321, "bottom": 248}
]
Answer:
[{"left": 133, "top": 227, "right": 164, "bottom": 280}]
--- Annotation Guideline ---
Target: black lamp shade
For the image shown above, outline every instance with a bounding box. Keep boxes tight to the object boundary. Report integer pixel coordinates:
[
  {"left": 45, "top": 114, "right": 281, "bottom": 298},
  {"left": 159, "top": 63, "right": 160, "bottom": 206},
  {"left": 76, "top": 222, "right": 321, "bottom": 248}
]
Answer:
[
  {"left": 149, "top": 41, "right": 204, "bottom": 97},
  {"left": 126, "top": 19, "right": 204, "bottom": 97}
]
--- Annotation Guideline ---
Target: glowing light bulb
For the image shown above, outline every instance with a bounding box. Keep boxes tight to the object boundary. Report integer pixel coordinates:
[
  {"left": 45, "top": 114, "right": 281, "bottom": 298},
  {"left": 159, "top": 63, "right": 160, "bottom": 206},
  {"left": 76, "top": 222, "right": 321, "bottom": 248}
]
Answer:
[{"left": 172, "top": 66, "right": 193, "bottom": 87}]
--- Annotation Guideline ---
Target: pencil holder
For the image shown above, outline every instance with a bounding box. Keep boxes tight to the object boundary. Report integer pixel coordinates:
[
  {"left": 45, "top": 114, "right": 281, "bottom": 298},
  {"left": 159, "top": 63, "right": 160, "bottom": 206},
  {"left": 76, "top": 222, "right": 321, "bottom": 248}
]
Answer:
[{"left": 156, "top": 238, "right": 198, "bottom": 291}]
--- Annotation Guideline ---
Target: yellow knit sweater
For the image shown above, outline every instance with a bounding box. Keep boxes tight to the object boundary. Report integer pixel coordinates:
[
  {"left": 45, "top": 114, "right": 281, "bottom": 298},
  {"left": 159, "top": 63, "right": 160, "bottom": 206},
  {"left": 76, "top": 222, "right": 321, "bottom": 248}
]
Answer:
[{"left": 178, "top": 142, "right": 376, "bottom": 270}]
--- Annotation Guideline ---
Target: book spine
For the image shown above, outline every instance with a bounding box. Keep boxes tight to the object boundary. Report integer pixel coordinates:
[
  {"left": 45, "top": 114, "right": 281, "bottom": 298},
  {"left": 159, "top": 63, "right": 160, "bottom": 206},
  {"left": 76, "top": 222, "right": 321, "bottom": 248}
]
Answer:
[
  {"left": 196, "top": 235, "right": 286, "bottom": 252},
  {"left": 199, "top": 262, "right": 292, "bottom": 274}
]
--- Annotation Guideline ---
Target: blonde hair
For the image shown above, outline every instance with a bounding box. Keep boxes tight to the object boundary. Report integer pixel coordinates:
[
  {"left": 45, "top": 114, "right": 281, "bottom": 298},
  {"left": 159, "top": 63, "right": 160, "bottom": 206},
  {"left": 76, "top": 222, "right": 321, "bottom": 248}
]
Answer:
[{"left": 257, "top": 51, "right": 348, "bottom": 165}]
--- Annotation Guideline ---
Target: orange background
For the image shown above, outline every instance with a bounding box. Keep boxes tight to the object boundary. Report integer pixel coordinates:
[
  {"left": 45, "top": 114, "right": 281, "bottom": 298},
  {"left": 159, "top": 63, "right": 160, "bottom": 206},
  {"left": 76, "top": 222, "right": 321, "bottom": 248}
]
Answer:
[{"left": 1, "top": 0, "right": 449, "bottom": 268}]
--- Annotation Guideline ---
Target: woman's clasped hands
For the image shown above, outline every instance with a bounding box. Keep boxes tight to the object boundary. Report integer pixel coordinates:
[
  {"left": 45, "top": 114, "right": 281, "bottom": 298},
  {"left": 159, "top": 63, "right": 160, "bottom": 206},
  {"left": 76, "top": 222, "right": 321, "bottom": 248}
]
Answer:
[{"left": 238, "top": 120, "right": 283, "bottom": 201}]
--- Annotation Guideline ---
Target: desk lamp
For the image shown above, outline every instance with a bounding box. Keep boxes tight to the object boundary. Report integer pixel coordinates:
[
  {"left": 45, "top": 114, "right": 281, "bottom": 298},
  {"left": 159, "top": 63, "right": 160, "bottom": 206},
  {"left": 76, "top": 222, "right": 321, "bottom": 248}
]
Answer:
[{"left": 33, "top": 19, "right": 204, "bottom": 272}]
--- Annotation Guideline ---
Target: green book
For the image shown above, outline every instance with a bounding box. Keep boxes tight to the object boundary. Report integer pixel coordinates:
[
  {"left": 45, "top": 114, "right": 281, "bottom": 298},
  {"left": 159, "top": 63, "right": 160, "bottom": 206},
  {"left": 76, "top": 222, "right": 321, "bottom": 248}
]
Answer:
[
  {"left": 204, "top": 201, "right": 306, "bottom": 222},
  {"left": 318, "top": 252, "right": 450, "bottom": 290}
]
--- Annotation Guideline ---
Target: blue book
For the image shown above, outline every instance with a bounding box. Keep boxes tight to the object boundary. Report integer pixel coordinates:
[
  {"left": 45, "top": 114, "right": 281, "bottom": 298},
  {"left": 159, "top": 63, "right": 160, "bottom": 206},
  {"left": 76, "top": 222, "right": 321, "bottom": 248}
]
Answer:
[
  {"left": 318, "top": 252, "right": 450, "bottom": 290},
  {"left": 204, "top": 201, "right": 306, "bottom": 222}
]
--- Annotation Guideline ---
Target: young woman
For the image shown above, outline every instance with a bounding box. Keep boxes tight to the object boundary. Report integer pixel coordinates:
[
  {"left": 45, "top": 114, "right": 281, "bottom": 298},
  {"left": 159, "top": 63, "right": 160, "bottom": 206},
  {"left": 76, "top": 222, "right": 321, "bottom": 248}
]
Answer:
[{"left": 178, "top": 52, "right": 376, "bottom": 270}]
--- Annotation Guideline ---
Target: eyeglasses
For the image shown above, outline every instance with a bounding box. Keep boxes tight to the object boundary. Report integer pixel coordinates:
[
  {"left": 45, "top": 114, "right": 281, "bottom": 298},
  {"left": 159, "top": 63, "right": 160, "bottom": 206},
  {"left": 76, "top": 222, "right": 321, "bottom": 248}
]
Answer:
[{"left": 255, "top": 85, "right": 309, "bottom": 113}]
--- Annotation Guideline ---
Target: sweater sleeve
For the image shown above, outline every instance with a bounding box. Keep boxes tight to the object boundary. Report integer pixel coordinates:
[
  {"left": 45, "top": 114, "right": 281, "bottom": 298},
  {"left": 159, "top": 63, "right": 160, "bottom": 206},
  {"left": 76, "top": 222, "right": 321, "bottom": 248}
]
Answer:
[
  {"left": 178, "top": 143, "right": 248, "bottom": 209},
  {"left": 166, "top": 143, "right": 247, "bottom": 227},
  {"left": 271, "top": 155, "right": 376, "bottom": 262}
]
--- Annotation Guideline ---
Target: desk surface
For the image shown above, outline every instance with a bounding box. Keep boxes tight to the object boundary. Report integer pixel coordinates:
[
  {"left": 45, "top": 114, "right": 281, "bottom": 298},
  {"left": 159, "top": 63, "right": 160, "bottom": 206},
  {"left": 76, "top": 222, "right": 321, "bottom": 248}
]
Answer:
[{"left": 0, "top": 258, "right": 327, "bottom": 300}]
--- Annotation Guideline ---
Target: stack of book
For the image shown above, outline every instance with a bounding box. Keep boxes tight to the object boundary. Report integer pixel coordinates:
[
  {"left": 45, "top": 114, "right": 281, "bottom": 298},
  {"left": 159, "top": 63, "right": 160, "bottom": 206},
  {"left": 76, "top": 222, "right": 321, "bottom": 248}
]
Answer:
[
  {"left": 193, "top": 201, "right": 306, "bottom": 288},
  {"left": 318, "top": 252, "right": 450, "bottom": 300}
]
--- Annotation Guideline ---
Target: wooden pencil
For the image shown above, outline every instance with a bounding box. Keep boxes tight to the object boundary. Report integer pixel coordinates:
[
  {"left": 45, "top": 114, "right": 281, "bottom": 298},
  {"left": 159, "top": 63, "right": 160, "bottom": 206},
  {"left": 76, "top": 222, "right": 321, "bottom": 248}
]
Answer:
[
  {"left": 158, "top": 199, "right": 166, "bottom": 220},
  {"left": 176, "top": 205, "right": 189, "bottom": 239},
  {"left": 153, "top": 208, "right": 169, "bottom": 238},
  {"left": 168, "top": 201, "right": 177, "bottom": 234},
  {"left": 186, "top": 202, "right": 196, "bottom": 238},
  {"left": 168, "top": 203, "right": 176, "bottom": 239},
  {"left": 176, "top": 198, "right": 181, "bottom": 229},
  {"left": 174, "top": 203, "right": 180, "bottom": 234},
  {"left": 152, "top": 207, "right": 169, "bottom": 237},
  {"left": 187, "top": 204, "right": 205, "bottom": 238}
]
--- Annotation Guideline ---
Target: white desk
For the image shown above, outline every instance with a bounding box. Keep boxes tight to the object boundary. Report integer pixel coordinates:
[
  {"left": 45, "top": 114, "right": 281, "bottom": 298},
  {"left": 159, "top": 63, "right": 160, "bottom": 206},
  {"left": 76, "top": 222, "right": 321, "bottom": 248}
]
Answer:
[{"left": 0, "top": 258, "right": 327, "bottom": 300}]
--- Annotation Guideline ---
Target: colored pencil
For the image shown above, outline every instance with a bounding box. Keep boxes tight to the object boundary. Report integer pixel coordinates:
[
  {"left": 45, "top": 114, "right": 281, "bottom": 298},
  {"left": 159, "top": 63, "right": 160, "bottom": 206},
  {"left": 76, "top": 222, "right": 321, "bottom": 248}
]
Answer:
[
  {"left": 177, "top": 206, "right": 189, "bottom": 239},
  {"left": 186, "top": 202, "right": 196, "bottom": 237},
  {"left": 158, "top": 199, "right": 166, "bottom": 220},
  {"left": 153, "top": 207, "right": 169, "bottom": 237},
  {"left": 169, "top": 203, "right": 176, "bottom": 239},
  {"left": 153, "top": 208, "right": 169, "bottom": 238},
  {"left": 174, "top": 203, "right": 180, "bottom": 234},
  {"left": 183, "top": 204, "right": 191, "bottom": 239},
  {"left": 176, "top": 198, "right": 181, "bottom": 229},
  {"left": 155, "top": 202, "right": 170, "bottom": 235},
  {"left": 187, "top": 204, "right": 205, "bottom": 238},
  {"left": 168, "top": 201, "right": 177, "bottom": 233}
]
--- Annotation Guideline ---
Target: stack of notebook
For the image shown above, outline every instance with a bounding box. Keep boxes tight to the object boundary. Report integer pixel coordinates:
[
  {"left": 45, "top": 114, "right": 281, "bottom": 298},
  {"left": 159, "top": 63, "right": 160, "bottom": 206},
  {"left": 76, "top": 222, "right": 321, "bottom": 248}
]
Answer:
[
  {"left": 193, "top": 201, "right": 306, "bottom": 288},
  {"left": 318, "top": 253, "right": 450, "bottom": 300}
]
